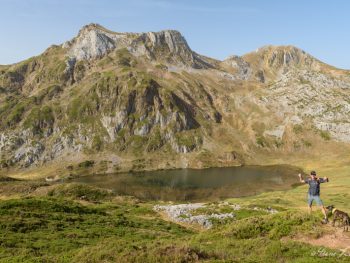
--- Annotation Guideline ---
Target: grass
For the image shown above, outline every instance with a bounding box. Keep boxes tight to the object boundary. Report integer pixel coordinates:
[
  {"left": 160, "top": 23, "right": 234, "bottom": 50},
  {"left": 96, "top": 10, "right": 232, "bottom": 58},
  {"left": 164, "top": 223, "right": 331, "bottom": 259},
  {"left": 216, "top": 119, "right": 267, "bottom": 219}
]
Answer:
[
  {"left": 4, "top": 102, "right": 26, "bottom": 127},
  {"left": 256, "top": 135, "right": 268, "bottom": 147},
  {"left": 77, "top": 160, "right": 95, "bottom": 168},
  {"left": 0, "top": 188, "right": 347, "bottom": 262},
  {"left": 47, "top": 183, "right": 114, "bottom": 202},
  {"left": 23, "top": 105, "right": 54, "bottom": 134},
  {"left": 174, "top": 130, "right": 202, "bottom": 149},
  {"left": 2, "top": 155, "right": 350, "bottom": 263},
  {"left": 0, "top": 196, "right": 192, "bottom": 262},
  {"left": 320, "top": 130, "right": 331, "bottom": 141}
]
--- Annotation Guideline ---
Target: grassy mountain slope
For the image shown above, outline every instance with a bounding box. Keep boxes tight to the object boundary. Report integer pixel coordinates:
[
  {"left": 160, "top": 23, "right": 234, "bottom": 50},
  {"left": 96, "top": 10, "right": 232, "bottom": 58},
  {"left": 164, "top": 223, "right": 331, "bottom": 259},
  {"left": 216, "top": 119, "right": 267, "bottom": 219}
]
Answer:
[{"left": 1, "top": 24, "right": 350, "bottom": 178}]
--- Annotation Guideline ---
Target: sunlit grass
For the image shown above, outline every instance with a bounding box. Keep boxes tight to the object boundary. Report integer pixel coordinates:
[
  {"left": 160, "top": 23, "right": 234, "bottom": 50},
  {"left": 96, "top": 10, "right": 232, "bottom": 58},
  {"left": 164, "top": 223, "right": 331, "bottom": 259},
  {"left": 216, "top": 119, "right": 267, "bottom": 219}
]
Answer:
[{"left": 0, "top": 155, "right": 349, "bottom": 262}]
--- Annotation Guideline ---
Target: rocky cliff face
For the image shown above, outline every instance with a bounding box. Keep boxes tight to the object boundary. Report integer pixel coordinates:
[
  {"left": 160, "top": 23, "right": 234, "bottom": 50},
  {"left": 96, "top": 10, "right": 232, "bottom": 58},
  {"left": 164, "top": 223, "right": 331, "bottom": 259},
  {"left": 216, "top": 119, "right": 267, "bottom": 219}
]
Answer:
[
  {"left": 63, "top": 24, "right": 118, "bottom": 60},
  {"left": 1, "top": 24, "right": 350, "bottom": 174},
  {"left": 222, "top": 45, "right": 323, "bottom": 83},
  {"left": 63, "top": 23, "right": 212, "bottom": 69}
]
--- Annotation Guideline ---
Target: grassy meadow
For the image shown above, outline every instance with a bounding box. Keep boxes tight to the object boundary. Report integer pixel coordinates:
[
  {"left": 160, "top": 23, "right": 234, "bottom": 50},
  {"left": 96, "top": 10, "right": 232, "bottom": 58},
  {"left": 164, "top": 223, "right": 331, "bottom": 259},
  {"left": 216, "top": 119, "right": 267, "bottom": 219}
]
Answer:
[{"left": 0, "top": 155, "right": 350, "bottom": 262}]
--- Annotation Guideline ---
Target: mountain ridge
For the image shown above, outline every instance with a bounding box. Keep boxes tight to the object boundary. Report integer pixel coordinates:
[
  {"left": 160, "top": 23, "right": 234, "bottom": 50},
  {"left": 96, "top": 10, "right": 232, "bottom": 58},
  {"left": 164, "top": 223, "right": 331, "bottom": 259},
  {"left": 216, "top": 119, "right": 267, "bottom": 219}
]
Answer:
[
  {"left": 1, "top": 23, "right": 346, "bottom": 73},
  {"left": 1, "top": 23, "right": 350, "bottom": 177}
]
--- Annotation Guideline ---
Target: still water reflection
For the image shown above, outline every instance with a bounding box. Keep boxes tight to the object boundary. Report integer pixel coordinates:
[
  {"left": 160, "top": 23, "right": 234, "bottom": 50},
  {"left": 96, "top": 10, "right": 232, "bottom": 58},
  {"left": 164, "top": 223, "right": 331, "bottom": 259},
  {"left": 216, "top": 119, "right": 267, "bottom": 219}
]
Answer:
[{"left": 72, "top": 165, "right": 302, "bottom": 201}]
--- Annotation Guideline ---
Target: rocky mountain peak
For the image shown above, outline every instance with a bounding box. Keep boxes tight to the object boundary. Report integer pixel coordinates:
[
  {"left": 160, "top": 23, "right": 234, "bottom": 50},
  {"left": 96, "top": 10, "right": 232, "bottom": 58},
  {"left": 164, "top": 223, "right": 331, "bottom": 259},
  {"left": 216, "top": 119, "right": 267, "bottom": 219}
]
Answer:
[
  {"left": 135, "top": 29, "right": 212, "bottom": 68},
  {"left": 129, "top": 28, "right": 213, "bottom": 69},
  {"left": 243, "top": 45, "right": 316, "bottom": 70},
  {"left": 145, "top": 30, "right": 190, "bottom": 54},
  {"left": 1, "top": 24, "right": 350, "bottom": 172},
  {"left": 77, "top": 23, "right": 108, "bottom": 34},
  {"left": 61, "top": 24, "right": 212, "bottom": 69},
  {"left": 62, "top": 23, "right": 124, "bottom": 61}
]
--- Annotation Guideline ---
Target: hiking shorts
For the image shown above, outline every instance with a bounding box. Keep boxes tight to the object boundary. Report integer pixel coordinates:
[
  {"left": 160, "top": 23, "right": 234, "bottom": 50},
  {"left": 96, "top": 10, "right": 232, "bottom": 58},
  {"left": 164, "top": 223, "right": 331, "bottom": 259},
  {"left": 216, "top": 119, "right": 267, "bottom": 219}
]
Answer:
[{"left": 307, "top": 194, "right": 323, "bottom": 206}]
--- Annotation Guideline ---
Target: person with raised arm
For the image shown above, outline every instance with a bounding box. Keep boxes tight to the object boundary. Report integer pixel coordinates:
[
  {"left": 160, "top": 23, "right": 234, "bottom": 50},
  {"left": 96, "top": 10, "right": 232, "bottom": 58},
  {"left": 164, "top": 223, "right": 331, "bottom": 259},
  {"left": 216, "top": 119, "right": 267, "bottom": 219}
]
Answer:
[{"left": 298, "top": 170, "right": 329, "bottom": 223}]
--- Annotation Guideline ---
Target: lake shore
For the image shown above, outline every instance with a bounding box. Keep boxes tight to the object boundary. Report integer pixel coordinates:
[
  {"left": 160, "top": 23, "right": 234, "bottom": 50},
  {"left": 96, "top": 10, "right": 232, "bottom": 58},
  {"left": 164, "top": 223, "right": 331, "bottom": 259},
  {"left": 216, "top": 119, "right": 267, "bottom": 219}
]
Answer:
[{"left": 0, "top": 155, "right": 349, "bottom": 262}]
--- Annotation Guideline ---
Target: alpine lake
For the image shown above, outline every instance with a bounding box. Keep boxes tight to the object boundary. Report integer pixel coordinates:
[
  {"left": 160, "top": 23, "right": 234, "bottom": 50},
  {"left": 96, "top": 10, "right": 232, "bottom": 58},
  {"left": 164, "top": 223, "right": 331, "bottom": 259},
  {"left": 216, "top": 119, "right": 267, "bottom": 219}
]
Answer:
[{"left": 71, "top": 165, "right": 302, "bottom": 202}]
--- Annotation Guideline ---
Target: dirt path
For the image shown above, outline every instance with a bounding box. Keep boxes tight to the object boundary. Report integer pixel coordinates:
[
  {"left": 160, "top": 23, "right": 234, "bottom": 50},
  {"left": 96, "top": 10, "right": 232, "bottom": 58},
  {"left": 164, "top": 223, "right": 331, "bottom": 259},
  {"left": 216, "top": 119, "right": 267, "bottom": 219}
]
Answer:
[{"left": 288, "top": 225, "right": 350, "bottom": 252}]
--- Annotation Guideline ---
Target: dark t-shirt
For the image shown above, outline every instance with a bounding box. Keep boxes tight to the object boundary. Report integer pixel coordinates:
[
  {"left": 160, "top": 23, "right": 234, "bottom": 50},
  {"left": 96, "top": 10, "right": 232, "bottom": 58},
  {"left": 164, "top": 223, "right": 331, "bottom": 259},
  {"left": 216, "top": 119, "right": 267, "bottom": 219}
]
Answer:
[{"left": 305, "top": 178, "right": 326, "bottom": 196}]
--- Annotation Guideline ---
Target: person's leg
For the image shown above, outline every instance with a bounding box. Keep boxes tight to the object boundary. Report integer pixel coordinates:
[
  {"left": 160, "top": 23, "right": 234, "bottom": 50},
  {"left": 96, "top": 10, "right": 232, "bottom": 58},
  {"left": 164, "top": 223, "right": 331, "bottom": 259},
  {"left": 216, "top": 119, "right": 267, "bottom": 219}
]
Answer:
[
  {"left": 315, "top": 196, "right": 328, "bottom": 222},
  {"left": 308, "top": 194, "right": 313, "bottom": 214},
  {"left": 308, "top": 205, "right": 312, "bottom": 214},
  {"left": 321, "top": 206, "right": 327, "bottom": 219}
]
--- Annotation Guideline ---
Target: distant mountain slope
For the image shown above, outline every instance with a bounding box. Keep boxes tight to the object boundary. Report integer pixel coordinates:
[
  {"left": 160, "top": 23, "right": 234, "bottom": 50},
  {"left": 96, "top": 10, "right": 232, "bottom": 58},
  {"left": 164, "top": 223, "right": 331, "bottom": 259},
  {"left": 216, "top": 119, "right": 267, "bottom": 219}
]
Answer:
[{"left": 1, "top": 24, "right": 350, "bottom": 175}]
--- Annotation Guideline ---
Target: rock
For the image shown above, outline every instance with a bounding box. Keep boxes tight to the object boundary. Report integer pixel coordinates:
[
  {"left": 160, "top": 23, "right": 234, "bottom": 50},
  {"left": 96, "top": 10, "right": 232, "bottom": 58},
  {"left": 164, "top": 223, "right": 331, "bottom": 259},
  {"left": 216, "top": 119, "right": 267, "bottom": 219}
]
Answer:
[
  {"left": 66, "top": 24, "right": 117, "bottom": 60},
  {"left": 63, "top": 24, "right": 213, "bottom": 69},
  {"left": 256, "top": 67, "right": 350, "bottom": 142},
  {"left": 64, "top": 57, "right": 76, "bottom": 82},
  {"left": 153, "top": 203, "right": 235, "bottom": 229},
  {"left": 136, "top": 30, "right": 211, "bottom": 69},
  {"left": 264, "top": 125, "right": 285, "bottom": 139},
  {"left": 222, "top": 55, "right": 252, "bottom": 80},
  {"left": 13, "top": 141, "right": 45, "bottom": 167},
  {"left": 2, "top": 23, "right": 350, "bottom": 171},
  {"left": 134, "top": 124, "right": 150, "bottom": 136}
]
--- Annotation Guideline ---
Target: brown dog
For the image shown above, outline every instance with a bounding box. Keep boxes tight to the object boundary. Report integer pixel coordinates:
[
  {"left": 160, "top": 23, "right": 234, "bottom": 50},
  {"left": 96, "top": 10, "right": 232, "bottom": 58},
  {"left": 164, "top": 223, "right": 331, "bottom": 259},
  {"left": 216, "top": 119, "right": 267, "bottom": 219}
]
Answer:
[{"left": 326, "top": 205, "right": 349, "bottom": 231}]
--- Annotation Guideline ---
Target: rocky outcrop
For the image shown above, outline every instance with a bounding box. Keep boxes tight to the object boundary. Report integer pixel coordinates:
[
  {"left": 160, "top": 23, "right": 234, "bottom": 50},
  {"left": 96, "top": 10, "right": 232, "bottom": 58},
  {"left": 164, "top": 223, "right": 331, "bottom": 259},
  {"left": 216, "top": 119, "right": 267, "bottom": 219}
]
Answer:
[
  {"left": 244, "top": 45, "right": 317, "bottom": 70},
  {"left": 256, "top": 68, "right": 350, "bottom": 142},
  {"left": 1, "top": 23, "right": 350, "bottom": 171},
  {"left": 95, "top": 78, "right": 204, "bottom": 153},
  {"left": 132, "top": 30, "right": 213, "bottom": 69},
  {"left": 62, "top": 23, "right": 213, "bottom": 69},
  {"left": 153, "top": 203, "right": 235, "bottom": 229},
  {"left": 222, "top": 55, "right": 252, "bottom": 80},
  {"left": 230, "top": 45, "right": 323, "bottom": 83},
  {"left": 63, "top": 24, "right": 122, "bottom": 60},
  {"left": 153, "top": 202, "right": 278, "bottom": 229}
]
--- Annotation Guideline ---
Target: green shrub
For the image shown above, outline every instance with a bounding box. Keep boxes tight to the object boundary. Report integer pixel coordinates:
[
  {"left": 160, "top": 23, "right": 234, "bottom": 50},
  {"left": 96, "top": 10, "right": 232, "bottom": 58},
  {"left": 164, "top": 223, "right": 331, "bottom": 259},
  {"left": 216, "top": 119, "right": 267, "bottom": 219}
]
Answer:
[
  {"left": 68, "top": 92, "right": 100, "bottom": 121},
  {"left": 128, "top": 135, "right": 148, "bottom": 153},
  {"left": 225, "top": 211, "right": 320, "bottom": 240},
  {"left": 48, "top": 184, "right": 113, "bottom": 202},
  {"left": 320, "top": 130, "right": 331, "bottom": 140},
  {"left": 175, "top": 131, "right": 201, "bottom": 149},
  {"left": 256, "top": 136, "right": 267, "bottom": 147},
  {"left": 302, "top": 140, "right": 312, "bottom": 147},
  {"left": 23, "top": 105, "right": 54, "bottom": 134},
  {"left": 92, "top": 135, "right": 103, "bottom": 151},
  {"left": 78, "top": 160, "right": 95, "bottom": 168},
  {"left": 115, "top": 48, "right": 134, "bottom": 67},
  {"left": 5, "top": 102, "right": 26, "bottom": 126},
  {"left": 146, "top": 127, "right": 163, "bottom": 151},
  {"left": 293, "top": 125, "right": 303, "bottom": 134}
]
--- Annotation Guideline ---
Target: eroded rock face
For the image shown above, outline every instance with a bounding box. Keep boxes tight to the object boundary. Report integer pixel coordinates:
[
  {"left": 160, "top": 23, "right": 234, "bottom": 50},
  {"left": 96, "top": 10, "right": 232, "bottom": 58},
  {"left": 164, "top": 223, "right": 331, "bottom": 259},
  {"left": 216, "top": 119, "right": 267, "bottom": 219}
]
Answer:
[
  {"left": 1, "top": 23, "right": 350, "bottom": 171},
  {"left": 147, "top": 30, "right": 190, "bottom": 54},
  {"left": 63, "top": 24, "right": 213, "bottom": 69},
  {"left": 64, "top": 24, "right": 118, "bottom": 60},
  {"left": 0, "top": 128, "right": 84, "bottom": 168},
  {"left": 246, "top": 45, "right": 317, "bottom": 70},
  {"left": 135, "top": 30, "right": 212, "bottom": 69},
  {"left": 95, "top": 79, "right": 203, "bottom": 153},
  {"left": 222, "top": 55, "right": 252, "bottom": 80},
  {"left": 256, "top": 69, "right": 350, "bottom": 142}
]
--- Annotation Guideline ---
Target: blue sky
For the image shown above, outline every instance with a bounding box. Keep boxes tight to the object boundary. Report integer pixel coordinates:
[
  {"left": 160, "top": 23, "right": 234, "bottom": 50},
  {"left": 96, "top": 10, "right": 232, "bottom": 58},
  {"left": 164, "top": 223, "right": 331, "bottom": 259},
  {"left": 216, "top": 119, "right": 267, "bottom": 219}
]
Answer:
[{"left": 1, "top": 0, "right": 349, "bottom": 69}]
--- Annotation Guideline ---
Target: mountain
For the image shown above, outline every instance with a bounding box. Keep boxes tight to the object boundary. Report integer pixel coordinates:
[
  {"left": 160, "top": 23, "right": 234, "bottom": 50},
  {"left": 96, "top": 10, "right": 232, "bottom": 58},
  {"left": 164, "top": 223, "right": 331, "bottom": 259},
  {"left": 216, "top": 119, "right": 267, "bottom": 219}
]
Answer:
[{"left": 1, "top": 23, "right": 350, "bottom": 177}]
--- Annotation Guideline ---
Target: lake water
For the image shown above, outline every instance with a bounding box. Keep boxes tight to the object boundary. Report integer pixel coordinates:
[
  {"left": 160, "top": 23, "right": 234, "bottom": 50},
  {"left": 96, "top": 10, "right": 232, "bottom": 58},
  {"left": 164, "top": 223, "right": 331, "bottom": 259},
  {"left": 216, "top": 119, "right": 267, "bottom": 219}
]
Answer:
[{"left": 72, "top": 165, "right": 302, "bottom": 201}]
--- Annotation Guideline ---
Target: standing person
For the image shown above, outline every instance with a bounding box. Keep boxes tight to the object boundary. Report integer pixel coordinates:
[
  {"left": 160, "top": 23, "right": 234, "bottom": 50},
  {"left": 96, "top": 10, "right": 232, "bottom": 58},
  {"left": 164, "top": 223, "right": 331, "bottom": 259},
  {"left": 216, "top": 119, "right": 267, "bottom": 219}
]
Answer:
[{"left": 298, "top": 171, "right": 329, "bottom": 223}]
